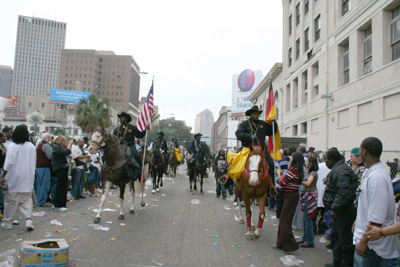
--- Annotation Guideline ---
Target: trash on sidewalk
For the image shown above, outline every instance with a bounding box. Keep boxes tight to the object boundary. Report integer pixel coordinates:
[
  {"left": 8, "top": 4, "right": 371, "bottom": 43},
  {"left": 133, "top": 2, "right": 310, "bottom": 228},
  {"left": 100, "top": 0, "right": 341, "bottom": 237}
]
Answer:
[
  {"left": 12, "top": 220, "right": 19, "bottom": 225},
  {"left": 0, "top": 248, "right": 16, "bottom": 267},
  {"left": 223, "top": 206, "right": 231, "bottom": 210},
  {"left": 32, "top": 211, "right": 47, "bottom": 217},
  {"left": 50, "top": 220, "right": 62, "bottom": 226},
  {"left": 191, "top": 199, "right": 200, "bottom": 204},
  {"left": 210, "top": 235, "right": 218, "bottom": 238},
  {"left": 94, "top": 225, "right": 110, "bottom": 232},
  {"left": 232, "top": 245, "right": 240, "bottom": 248},
  {"left": 280, "top": 255, "right": 304, "bottom": 266},
  {"left": 20, "top": 239, "right": 69, "bottom": 266}
]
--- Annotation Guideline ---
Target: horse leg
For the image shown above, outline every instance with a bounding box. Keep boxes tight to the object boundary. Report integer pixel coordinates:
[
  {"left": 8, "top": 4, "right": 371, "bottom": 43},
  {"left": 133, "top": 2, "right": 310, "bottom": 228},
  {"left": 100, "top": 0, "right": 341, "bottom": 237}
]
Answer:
[
  {"left": 94, "top": 180, "right": 113, "bottom": 223},
  {"left": 156, "top": 171, "right": 160, "bottom": 192},
  {"left": 250, "top": 200, "right": 256, "bottom": 231},
  {"left": 254, "top": 194, "right": 267, "bottom": 239},
  {"left": 160, "top": 169, "right": 163, "bottom": 187},
  {"left": 152, "top": 169, "right": 156, "bottom": 194},
  {"left": 243, "top": 192, "right": 254, "bottom": 240},
  {"left": 129, "top": 181, "right": 135, "bottom": 214},
  {"left": 189, "top": 169, "right": 193, "bottom": 192},
  {"left": 237, "top": 188, "right": 244, "bottom": 224},
  {"left": 118, "top": 182, "right": 125, "bottom": 220},
  {"left": 200, "top": 174, "right": 204, "bottom": 195}
]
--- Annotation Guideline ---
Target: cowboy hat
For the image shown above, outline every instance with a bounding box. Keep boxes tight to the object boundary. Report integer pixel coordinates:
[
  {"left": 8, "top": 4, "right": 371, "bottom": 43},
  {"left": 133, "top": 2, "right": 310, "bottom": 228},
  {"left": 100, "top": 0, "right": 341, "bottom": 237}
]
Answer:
[
  {"left": 194, "top": 133, "right": 202, "bottom": 138},
  {"left": 157, "top": 131, "right": 164, "bottom": 137},
  {"left": 117, "top": 111, "right": 132, "bottom": 123},
  {"left": 245, "top": 105, "right": 263, "bottom": 116}
]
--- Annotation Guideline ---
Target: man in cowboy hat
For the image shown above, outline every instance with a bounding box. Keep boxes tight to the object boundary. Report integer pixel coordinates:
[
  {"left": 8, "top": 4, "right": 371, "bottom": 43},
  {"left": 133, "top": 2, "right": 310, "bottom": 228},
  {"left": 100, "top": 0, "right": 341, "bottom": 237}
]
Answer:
[
  {"left": 235, "top": 105, "right": 278, "bottom": 180},
  {"left": 113, "top": 111, "right": 146, "bottom": 181},
  {"left": 187, "top": 133, "right": 203, "bottom": 167},
  {"left": 155, "top": 131, "right": 169, "bottom": 174}
]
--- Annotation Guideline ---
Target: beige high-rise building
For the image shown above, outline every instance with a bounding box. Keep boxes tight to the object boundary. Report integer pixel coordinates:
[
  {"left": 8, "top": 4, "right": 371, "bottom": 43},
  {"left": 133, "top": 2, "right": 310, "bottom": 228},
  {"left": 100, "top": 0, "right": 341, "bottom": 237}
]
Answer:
[
  {"left": 0, "top": 65, "right": 13, "bottom": 97},
  {"left": 194, "top": 109, "right": 214, "bottom": 137},
  {"left": 280, "top": 0, "right": 400, "bottom": 150},
  {"left": 58, "top": 49, "right": 141, "bottom": 113}
]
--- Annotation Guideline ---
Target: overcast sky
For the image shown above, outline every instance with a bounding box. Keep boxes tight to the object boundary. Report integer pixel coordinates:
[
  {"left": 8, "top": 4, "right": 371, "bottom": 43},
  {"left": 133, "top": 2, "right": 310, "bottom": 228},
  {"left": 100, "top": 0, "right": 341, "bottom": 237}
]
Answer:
[{"left": 0, "top": 0, "right": 283, "bottom": 131}]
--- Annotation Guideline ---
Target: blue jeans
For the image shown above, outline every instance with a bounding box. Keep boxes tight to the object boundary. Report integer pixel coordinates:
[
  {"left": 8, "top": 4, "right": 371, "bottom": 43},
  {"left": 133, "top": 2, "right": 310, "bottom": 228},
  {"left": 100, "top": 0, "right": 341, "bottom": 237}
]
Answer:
[
  {"left": 268, "top": 197, "right": 276, "bottom": 210},
  {"left": 302, "top": 197, "right": 314, "bottom": 246},
  {"left": 50, "top": 176, "right": 57, "bottom": 201},
  {"left": 88, "top": 166, "right": 100, "bottom": 184},
  {"left": 35, "top": 168, "right": 51, "bottom": 206},
  {"left": 71, "top": 168, "right": 85, "bottom": 198},
  {"left": 354, "top": 248, "right": 400, "bottom": 267},
  {"left": 215, "top": 178, "right": 226, "bottom": 197}
]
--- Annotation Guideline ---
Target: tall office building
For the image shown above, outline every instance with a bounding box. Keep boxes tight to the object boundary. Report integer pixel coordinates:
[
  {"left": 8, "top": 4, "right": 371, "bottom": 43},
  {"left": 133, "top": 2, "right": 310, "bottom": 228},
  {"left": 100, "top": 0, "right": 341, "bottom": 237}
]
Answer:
[
  {"left": 11, "top": 15, "right": 66, "bottom": 101},
  {"left": 58, "top": 49, "right": 141, "bottom": 112},
  {"left": 194, "top": 109, "right": 214, "bottom": 137},
  {"left": 0, "top": 65, "right": 13, "bottom": 96}
]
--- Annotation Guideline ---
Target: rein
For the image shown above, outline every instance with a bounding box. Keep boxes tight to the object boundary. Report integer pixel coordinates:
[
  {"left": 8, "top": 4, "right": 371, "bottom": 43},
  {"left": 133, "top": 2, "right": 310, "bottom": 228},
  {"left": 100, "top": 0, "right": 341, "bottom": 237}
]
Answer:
[{"left": 243, "top": 150, "right": 269, "bottom": 189}]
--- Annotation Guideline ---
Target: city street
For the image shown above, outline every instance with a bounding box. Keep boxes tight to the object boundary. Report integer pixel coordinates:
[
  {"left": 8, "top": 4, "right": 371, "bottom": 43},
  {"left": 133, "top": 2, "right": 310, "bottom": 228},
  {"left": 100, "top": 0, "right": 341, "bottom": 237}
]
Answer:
[{"left": 1, "top": 167, "right": 332, "bottom": 267}]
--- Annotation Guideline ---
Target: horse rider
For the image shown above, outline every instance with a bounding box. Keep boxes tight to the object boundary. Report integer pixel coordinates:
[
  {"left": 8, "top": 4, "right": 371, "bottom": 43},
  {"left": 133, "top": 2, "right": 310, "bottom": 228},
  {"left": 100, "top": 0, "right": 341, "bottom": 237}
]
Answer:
[
  {"left": 171, "top": 137, "right": 179, "bottom": 149},
  {"left": 235, "top": 105, "right": 277, "bottom": 181},
  {"left": 113, "top": 111, "right": 146, "bottom": 181},
  {"left": 155, "top": 131, "right": 169, "bottom": 174},
  {"left": 187, "top": 133, "right": 203, "bottom": 167}
]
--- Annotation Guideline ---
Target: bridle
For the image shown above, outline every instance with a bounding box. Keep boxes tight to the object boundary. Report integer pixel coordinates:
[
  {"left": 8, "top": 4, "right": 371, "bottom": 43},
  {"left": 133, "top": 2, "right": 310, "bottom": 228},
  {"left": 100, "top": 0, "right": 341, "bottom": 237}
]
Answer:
[
  {"left": 91, "top": 129, "right": 119, "bottom": 152},
  {"left": 150, "top": 140, "right": 164, "bottom": 169},
  {"left": 244, "top": 143, "right": 269, "bottom": 188}
]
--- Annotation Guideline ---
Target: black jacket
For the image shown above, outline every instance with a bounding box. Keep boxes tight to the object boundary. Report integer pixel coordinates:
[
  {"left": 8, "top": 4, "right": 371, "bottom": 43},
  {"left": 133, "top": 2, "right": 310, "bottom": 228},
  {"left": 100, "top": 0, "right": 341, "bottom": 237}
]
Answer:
[
  {"left": 113, "top": 124, "right": 146, "bottom": 146},
  {"left": 52, "top": 144, "right": 71, "bottom": 172},
  {"left": 235, "top": 119, "right": 278, "bottom": 148},
  {"left": 155, "top": 138, "right": 168, "bottom": 155},
  {"left": 323, "top": 159, "right": 358, "bottom": 213},
  {"left": 189, "top": 140, "right": 201, "bottom": 155}
]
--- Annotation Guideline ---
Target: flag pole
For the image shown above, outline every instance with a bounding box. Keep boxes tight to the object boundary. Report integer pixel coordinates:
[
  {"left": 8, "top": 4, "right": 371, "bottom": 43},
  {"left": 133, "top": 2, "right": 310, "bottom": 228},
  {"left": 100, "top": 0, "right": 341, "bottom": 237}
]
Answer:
[
  {"left": 140, "top": 76, "right": 154, "bottom": 207},
  {"left": 270, "top": 71, "right": 276, "bottom": 184}
]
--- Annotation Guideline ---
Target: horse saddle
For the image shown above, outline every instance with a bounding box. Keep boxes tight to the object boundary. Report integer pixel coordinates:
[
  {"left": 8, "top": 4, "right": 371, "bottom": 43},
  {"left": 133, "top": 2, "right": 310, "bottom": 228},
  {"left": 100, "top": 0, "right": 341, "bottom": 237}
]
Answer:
[{"left": 120, "top": 141, "right": 141, "bottom": 182}]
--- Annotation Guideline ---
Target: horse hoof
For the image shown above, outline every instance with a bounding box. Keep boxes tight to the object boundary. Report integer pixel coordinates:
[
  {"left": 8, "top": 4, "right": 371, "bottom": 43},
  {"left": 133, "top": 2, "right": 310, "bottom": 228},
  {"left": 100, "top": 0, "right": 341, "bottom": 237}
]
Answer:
[
  {"left": 160, "top": 183, "right": 163, "bottom": 187},
  {"left": 141, "top": 202, "right": 145, "bottom": 207},
  {"left": 254, "top": 234, "right": 261, "bottom": 240},
  {"left": 251, "top": 226, "right": 256, "bottom": 231},
  {"left": 190, "top": 189, "right": 193, "bottom": 192},
  {"left": 118, "top": 215, "right": 125, "bottom": 220},
  {"left": 152, "top": 190, "right": 156, "bottom": 194},
  {"left": 129, "top": 210, "right": 135, "bottom": 214},
  {"left": 94, "top": 217, "right": 101, "bottom": 224},
  {"left": 156, "top": 188, "right": 160, "bottom": 192},
  {"left": 200, "top": 191, "right": 204, "bottom": 195},
  {"left": 238, "top": 219, "right": 244, "bottom": 224},
  {"left": 246, "top": 234, "right": 254, "bottom": 240}
]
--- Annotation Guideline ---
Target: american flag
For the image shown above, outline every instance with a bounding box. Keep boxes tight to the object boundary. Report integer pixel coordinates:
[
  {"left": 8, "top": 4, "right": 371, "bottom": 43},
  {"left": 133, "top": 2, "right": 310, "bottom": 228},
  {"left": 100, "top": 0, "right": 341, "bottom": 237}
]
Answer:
[{"left": 137, "top": 82, "right": 154, "bottom": 132}]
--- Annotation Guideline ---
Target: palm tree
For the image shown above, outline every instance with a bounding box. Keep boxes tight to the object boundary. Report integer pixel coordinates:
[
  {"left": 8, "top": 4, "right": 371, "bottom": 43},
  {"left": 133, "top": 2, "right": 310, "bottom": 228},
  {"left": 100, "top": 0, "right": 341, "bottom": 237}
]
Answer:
[
  {"left": 57, "top": 117, "right": 68, "bottom": 136},
  {"left": 27, "top": 113, "right": 45, "bottom": 132},
  {"left": 75, "top": 94, "right": 112, "bottom": 134}
]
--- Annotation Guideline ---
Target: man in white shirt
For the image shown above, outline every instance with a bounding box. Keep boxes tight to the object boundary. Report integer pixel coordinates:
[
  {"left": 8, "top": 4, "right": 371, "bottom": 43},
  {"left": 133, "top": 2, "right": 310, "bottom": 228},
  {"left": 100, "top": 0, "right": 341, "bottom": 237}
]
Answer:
[
  {"left": 0, "top": 125, "right": 36, "bottom": 231},
  {"left": 315, "top": 161, "right": 330, "bottom": 235},
  {"left": 2, "top": 126, "right": 13, "bottom": 149},
  {"left": 353, "top": 137, "right": 400, "bottom": 266},
  {"left": 71, "top": 139, "right": 90, "bottom": 200}
]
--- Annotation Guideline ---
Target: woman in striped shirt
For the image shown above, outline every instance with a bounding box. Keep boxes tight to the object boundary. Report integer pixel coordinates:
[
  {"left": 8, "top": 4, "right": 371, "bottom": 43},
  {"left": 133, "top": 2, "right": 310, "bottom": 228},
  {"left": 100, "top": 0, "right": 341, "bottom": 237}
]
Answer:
[{"left": 274, "top": 152, "right": 305, "bottom": 253}]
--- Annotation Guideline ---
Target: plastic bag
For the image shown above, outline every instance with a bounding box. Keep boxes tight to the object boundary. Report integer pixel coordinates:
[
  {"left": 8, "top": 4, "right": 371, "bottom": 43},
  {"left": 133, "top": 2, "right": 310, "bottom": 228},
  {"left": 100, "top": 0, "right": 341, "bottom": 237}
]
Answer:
[
  {"left": 50, "top": 219, "right": 62, "bottom": 226},
  {"left": 0, "top": 249, "right": 16, "bottom": 267},
  {"left": 94, "top": 225, "right": 110, "bottom": 231},
  {"left": 280, "top": 255, "right": 304, "bottom": 266},
  {"left": 227, "top": 147, "right": 250, "bottom": 180},
  {"left": 191, "top": 199, "right": 200, "bottom": 204},
  {"left": 32, "top": 211, "right": 47, "bottom": 217}
]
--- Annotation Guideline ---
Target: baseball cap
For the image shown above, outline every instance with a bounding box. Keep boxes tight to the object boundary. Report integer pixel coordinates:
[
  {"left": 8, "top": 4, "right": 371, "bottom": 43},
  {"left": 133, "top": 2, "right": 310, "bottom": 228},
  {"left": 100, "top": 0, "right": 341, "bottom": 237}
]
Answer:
[{"left": 351, "top": 147, "right": 360, "bottom": 155}]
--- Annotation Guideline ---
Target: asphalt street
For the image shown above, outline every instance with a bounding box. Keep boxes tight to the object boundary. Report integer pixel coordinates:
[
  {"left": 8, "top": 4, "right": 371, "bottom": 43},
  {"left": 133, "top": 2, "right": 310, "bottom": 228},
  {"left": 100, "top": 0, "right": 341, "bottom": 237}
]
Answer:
[{"left": 0, "top": 166, "right": 333, "bottom": 267}]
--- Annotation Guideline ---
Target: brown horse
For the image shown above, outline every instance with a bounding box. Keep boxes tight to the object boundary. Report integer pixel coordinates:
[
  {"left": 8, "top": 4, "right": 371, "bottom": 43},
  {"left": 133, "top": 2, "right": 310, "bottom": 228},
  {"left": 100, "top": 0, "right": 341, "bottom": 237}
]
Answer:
[
  {"left": 150, "top": 139, "right": 165, "bottom": 194},
  {"left": 168, "top": 148, "right": 178, "bottom": 178},
  {"left": 188, "top": 142, "right": 210, "bottom": 194},
  {"left": 88, "top": 127, "right": 138, "bottom": 223},
  {"left": 233, "top": 144, "right": 275, "bottom": 240}
]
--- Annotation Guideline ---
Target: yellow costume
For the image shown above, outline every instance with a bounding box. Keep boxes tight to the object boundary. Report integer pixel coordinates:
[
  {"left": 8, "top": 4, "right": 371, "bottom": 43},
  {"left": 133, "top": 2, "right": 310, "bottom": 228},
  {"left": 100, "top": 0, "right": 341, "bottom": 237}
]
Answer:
[{"left": 227, "top": 147, "right": 250, "bottom": 180}]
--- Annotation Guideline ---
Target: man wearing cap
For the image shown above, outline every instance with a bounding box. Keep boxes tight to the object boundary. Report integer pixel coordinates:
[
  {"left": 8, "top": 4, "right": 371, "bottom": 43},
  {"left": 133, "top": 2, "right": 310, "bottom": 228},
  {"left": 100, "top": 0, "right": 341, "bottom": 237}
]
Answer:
[
  {"left": 113, "top": 111, "right": 146, "bottom": 181},
  {"left": 346, "top": 147, "right": 366, "bottom": 180},
  {"left": 235, "top": 105, "right": 278, "bottom": 179},
  {"left": 155, "top": 131, "right": 169, "bottom": 174},
  {"left": 29, "top": 131, "right": 35, "bottom": 146}
]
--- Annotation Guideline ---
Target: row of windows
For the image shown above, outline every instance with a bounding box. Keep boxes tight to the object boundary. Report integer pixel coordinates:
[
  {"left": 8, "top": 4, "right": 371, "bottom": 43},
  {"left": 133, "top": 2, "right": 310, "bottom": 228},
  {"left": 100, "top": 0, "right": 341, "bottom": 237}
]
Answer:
[
  {"left": 66, "top": 52, "right": 94, "bottom": 58},
  {"left": 19, "top": 17, "right": 66, "bottom": 29},
  {"left": 65, "top": 60, "right": 94, "bottom": 65},
  {"left": 66, "top": 66, "right": 93, "bottom": 71}
]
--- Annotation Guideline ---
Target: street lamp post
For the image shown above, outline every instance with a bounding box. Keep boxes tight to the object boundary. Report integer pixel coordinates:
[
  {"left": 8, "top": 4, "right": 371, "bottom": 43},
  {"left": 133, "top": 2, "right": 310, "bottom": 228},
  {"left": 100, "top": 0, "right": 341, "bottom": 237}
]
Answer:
[{"left": 158, "top": 113, "right": 174, "bottom": 131}]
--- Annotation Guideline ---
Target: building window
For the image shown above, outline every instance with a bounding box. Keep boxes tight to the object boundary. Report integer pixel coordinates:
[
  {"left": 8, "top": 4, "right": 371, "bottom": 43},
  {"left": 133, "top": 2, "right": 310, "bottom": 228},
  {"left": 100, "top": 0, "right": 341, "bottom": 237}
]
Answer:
[
  {"left": 296, "top": 3, "right": 300, "bottom": 25},
  {"left": 301, "top": 122, "right": 307, "bottom": 134},
  {"left": 313, "top": 85, "right": 319, "bottom": 98},
  {"left": 286, "top": 84, "right": 291, "bottom": 112},
  {"left": 343, "top": 43, "right": 350, "bottom": 84},
  {"left": 292, "top": 125, "right": 298, "bottom": 136},
  {"left": 342, "top": 0, "right": 350, "bottom": 17},
  {"left": 289, "top": 47, "right": 293, "bottom": 66},
  {"left": 363, "top": 27, "right": 372, "bottom": 75},
  {"left": 304, "top": 0, "right": 309, "bottom": 15},
  {"left": 304, "top": 28, "right": 309, "bottom": 51},
  {"left": 42, "top": 103, "right": 45, "bottom": 108},
  {"left": 390, "top": 6, "right": 400, "bottom": 61},
  {"left": 315, "top": 15, "right": 321, "bottom": 41},
  {"left": 313, "top": 61, "right": 319, "bottom": 76},
  {"left": 289, "top": 15, "right": 292, "bottom": 35},
  {"left": 296, "top": 39, "right": 300, "bottom": 60},
  {"left": 29, "top": 102, "right": 31, "bottom": 107}
]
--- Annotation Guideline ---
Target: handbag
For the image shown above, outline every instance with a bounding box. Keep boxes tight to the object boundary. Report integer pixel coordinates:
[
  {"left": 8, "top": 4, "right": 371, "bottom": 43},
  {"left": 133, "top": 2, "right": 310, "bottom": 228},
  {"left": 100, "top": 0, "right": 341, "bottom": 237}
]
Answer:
[{"left": 70, "top": 159, "right": 76, "bottom": 169}]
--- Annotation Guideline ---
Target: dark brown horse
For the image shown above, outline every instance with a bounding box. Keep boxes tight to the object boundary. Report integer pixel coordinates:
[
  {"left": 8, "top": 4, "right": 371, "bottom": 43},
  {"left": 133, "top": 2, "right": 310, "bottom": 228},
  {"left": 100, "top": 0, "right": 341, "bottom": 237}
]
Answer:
[
  {"left": 233, "top": 144, "right": 275, "bottom": 240},
  {"left": 88, "top": 127, "right": 138, "bottom": 223},
  {"left": 168, "top": 148, "right": 178, "bottom": 178},
  {"left": 150, "top": 139, "right": 165, "bottom": 194},
  {"left": 188, "top": 142, "right": 210, "bottom": 194}
]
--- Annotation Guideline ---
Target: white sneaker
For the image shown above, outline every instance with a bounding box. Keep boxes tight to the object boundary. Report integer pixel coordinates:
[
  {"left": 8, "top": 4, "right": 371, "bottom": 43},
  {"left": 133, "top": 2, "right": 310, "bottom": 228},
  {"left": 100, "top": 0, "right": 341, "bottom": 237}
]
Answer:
[
  {"left": 83, "top": 190, "right": 89, "bottom": 195},
  {"left": 1, "top": 221, "right": 12, "bottom": 230},
  {"left": 26, "top": 219, "right": 34, "bottom": 231},
  {"left": 233, "top": 202, "right": 238, "bottom": 206},
  {"left": 96, "top": 188, "right": 103, "bottom": 193},
  {"left": 54, "top": 207, "right": 68, "bottom": 212}
]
